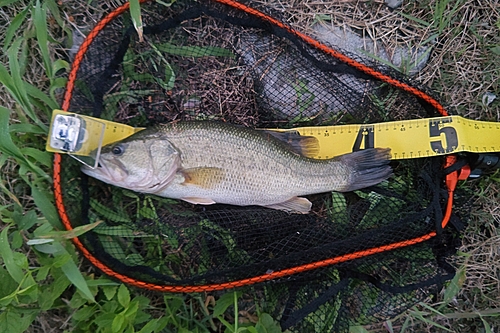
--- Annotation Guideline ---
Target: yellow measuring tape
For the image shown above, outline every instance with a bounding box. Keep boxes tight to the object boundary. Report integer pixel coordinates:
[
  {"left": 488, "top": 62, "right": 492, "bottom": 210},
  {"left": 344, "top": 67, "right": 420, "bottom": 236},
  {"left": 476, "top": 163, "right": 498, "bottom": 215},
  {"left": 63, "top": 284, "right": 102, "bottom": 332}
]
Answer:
[
  {"left": 276, "top": 116, "right": 500, "bottom": 160},
  {"left": 46, "top": 110, "right": 143, "bottom": 156},
  {"left": 46, "top": 110, "right": 144, "bottom": 168},
  {"left": 47, "top": 110, "right": 500, "bottom": 162}
]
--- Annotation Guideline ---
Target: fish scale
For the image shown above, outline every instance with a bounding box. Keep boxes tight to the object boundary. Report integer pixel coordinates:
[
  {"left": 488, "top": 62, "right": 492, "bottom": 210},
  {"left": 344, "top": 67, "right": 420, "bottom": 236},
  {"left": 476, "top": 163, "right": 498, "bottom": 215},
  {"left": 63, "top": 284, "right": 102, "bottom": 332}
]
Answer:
[{"left": 82, "top": 121, "right": 392, "bottom": 213}]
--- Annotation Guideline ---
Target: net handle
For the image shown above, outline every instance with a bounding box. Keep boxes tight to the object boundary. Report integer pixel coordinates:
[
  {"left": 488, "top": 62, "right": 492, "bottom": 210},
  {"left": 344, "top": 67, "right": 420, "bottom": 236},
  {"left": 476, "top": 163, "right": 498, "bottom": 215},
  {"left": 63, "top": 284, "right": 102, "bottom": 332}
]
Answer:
[{"left": 53, "top": 0, "right": 459, "bottom": 292}]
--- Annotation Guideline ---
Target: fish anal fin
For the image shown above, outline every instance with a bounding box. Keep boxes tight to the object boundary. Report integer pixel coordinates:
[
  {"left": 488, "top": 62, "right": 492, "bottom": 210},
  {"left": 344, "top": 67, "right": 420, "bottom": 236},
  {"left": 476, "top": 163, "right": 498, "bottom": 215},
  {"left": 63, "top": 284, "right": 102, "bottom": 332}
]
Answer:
[
  {"left": 264, "top": 197, "right": 312, "bottom": 214},
  {"left": 181, "top": 167, "right": 225, "bottom": 189},
  {"left": 262, "top": 130, "right": 319, "bottom": 158},
  {"left": 181, "top": 197, "right": 216, "bottom": 205}
]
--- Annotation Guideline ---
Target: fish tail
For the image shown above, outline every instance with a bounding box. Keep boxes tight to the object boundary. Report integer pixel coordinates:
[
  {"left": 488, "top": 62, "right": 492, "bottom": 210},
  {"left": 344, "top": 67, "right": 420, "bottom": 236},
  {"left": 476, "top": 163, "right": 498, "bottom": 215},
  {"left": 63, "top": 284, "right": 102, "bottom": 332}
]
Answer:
[{"left": 340, "top": 148, "right": 392, "bottom": 192}]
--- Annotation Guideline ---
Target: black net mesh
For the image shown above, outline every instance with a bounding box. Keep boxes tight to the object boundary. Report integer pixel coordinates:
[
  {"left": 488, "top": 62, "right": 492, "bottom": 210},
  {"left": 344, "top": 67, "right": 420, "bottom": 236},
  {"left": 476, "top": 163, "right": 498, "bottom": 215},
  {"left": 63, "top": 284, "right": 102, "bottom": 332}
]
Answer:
[{"left": 57, "top": 0, "right": 471, "bottom": 331}]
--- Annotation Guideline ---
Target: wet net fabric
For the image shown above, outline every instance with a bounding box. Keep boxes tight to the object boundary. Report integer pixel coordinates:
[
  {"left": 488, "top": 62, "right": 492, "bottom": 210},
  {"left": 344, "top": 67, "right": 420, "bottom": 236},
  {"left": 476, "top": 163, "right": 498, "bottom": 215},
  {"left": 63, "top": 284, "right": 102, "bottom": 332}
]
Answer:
[{"left": 57, "top": 0, "right": 469, "bottom": 331}]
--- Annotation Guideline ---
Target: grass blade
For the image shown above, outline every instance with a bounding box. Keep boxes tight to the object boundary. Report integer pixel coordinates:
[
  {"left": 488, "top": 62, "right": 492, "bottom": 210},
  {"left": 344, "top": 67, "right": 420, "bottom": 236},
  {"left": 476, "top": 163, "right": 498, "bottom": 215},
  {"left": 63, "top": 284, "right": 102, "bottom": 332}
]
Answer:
[
  {"left": 0, "top": 107, "right": 49, "bottom": 180},
  {"left": 6, "top": 39, "right": 46, "bottom": 128},
  {"left": 129, "top": 0, "right": 144, "bottom": 42},
  {"left": 409, "top": 305, "right": 454, "bottom": 332},
  {"left": 0, "top": 180, "right": 22, "bottom": 207},
  {"left": 440, "top": 265, "right": 466, "bottom": 309},
  {"left": 398, "top": 12, "right": 430, "bottom": 27},
  {"left": 479, "top": 315, "right": 493, "bottom": 333},
  {"left": 60, "top": 261, "right": 95, "bottom": 303},
  {"left": 2, "top": 6, "right": 29, "bottom": 51},
  {"left": 29, "top": 221, "right": 103, "bottom": 243},
  {"left": 349, "top": 326, "right": 370, "bottom": 333},
  {"left": 0, "top": 226, "right": 25, "bottom": 283},
  {"left": 0, "top": 0, "right": 20, "bottom": 5},
  {"left": 155, "top": 43, "right": 234, "bottom": 57},
  {"left": 20, "top": 147, "right": 52, "bottom": 168},
  {"left": 33, "top": 0, "right": 52, "bottom": 79},
  {"left": 0, "top": 64, "right": 19, "bottom": 106},
  {"left": 44, "top": 0, "right": 65, "bottom": 28},
  {"left": 24, "top": 81, "right": 59, "bottom": 116},
  {"left": 9, "top": 123, "right": 47, "bottom": 134},
  {"left": 0, "top": 108, "right": 36, "bottom": 169},
  {"left": 30, "top": 185, "right": 62, "bottom": 229},
  {"left": 55, "top": 243, "right": 95, "bottom": 303}
]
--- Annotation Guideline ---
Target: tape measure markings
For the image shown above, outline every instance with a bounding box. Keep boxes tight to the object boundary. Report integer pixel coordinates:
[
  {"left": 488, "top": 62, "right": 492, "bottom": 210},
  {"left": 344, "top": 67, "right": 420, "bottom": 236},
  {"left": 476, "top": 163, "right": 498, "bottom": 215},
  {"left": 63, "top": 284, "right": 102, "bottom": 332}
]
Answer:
[
  {"left": 275, "top": 116, "right": 500, "bottom": 160},
  {"left": 46, "top": 110, "right": 500, "bottom": 161}
]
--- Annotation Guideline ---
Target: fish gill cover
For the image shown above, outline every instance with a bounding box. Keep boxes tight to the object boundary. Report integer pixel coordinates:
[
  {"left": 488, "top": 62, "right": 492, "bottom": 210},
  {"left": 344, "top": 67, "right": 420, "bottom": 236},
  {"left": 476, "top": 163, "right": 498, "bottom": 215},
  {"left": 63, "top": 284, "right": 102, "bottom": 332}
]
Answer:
[{"left": 54, "top": 0, "right": 471, "bottom": 331}]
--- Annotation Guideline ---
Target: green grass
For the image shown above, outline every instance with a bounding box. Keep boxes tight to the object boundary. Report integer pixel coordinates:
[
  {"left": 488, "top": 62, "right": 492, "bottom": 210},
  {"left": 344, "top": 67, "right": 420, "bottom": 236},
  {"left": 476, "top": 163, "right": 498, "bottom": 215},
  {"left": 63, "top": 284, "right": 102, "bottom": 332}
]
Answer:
[{"left": 1, "top": 0, "right": 499, "bottom": 332}]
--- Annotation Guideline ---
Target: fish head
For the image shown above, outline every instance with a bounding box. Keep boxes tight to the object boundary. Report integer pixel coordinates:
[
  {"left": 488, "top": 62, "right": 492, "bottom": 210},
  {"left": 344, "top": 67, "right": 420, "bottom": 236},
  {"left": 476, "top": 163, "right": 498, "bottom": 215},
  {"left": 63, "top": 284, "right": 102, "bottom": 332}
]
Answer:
[{"left": 81, "top": 135, "right": 181, "bottom": 194}]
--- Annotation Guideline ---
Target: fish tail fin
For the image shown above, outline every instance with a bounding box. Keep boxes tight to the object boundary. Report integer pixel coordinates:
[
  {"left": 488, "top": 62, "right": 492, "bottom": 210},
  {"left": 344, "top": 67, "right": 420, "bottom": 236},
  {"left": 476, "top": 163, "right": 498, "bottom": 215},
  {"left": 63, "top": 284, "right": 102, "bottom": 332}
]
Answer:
[{"left": 340, "top": 148, "right": 392, "bottom": 192}]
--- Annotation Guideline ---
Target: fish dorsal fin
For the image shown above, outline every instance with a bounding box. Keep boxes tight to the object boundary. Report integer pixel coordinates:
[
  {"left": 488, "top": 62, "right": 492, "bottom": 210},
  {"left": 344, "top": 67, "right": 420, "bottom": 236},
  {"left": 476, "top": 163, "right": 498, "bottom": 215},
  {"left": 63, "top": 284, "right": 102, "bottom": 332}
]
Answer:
[
  {"left": 264, "top": 196, "right": 312, "bottom": 214},
  {"left": 181, "top": 167, "right": 225, "bottom": 189},
  {"left": 261, "top": 130, "right": 319, "bottom": 158}
]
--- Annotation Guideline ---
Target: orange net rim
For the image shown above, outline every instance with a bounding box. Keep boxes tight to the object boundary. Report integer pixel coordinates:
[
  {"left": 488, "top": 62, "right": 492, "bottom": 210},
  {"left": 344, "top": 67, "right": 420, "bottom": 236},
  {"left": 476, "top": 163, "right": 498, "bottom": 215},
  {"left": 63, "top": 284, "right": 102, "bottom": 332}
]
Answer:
[{"left": 53, "top": 0, "right": 459, "bottom": 292}]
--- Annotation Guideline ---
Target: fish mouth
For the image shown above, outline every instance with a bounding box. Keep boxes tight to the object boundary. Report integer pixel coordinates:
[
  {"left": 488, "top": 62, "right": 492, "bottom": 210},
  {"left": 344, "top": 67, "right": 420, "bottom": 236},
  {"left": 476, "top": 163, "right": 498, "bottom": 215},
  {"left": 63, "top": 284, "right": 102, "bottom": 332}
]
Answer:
[{"left": 81, "top": 157, "right": 128, "bottom": 184}]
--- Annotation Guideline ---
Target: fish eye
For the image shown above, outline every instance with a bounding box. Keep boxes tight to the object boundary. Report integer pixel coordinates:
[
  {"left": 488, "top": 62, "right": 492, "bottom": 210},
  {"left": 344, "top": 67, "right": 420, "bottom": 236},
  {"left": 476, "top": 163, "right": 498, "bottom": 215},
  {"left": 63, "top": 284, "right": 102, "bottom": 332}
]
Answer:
[{"left": 112, "top": 145, "right": 125, "bottom": 156}]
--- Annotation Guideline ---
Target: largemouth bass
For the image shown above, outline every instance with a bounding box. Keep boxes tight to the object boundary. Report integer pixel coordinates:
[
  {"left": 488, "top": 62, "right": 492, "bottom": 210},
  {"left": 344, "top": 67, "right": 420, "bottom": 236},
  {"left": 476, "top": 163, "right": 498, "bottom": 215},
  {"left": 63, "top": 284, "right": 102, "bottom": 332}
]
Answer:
[{"left": 81, "top": 121, "right": 391, "bottom": 213}]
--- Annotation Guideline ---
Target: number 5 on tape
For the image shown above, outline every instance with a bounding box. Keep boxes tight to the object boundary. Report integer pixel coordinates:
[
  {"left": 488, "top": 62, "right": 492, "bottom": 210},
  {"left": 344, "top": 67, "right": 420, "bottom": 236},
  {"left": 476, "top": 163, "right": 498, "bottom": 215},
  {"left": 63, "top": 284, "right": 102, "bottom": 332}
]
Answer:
[{"left": 429, "top": 118, "right": 458, "bottom": 154}]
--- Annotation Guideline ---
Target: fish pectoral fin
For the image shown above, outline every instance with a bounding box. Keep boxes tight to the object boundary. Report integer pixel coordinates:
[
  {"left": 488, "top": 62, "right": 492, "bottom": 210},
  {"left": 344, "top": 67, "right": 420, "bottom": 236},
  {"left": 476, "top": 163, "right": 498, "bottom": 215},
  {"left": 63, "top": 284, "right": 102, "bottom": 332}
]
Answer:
[
  {"left": 261, "top": 130, "right": 320, "bottom": 158},
  {"left": 181, "top": 197, "right": 216, "bottom": 205},
  {"left": 181, "top": 167, "right": 225, "bottom": 189},
  {"left": 264, "top": 197, "right": 312, "bottom": 214}
]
